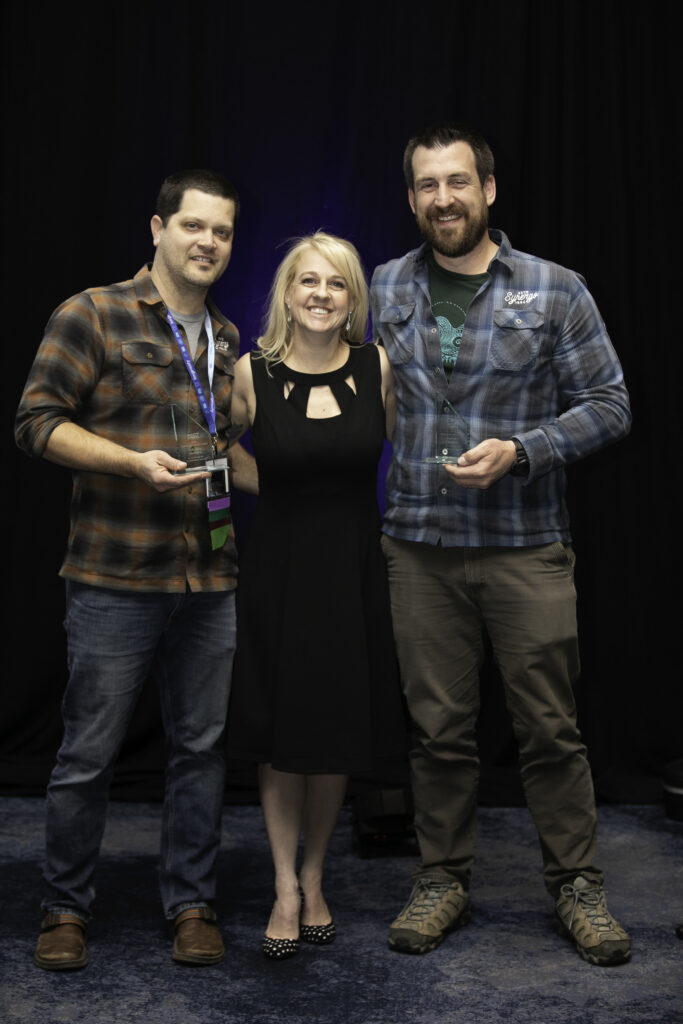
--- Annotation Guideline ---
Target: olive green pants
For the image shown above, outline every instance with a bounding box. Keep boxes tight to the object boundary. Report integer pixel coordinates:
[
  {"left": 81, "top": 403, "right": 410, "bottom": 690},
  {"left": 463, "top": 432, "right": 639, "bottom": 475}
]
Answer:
[{"left": 381, "top": 535, "right": 602, "bottom": 897}]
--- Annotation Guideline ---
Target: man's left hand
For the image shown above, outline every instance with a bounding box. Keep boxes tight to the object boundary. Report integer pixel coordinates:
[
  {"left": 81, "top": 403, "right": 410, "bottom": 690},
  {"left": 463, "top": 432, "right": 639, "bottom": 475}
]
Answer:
[{"left": 443, "top": 439, "right": 517, "bottom": 489}]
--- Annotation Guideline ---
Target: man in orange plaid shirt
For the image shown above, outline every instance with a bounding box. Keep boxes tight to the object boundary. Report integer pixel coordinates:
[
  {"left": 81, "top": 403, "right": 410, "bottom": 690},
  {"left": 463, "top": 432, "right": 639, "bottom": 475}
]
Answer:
[{"left": 16, "top": 169, "right": 256, "bottom": 971}]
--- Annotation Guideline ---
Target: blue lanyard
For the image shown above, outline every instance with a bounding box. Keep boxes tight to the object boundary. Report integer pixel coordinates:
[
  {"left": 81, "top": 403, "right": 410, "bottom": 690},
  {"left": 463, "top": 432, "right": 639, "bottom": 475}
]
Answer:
[{"left": 166, "top": 309, "right": 217, "bottom": 454}]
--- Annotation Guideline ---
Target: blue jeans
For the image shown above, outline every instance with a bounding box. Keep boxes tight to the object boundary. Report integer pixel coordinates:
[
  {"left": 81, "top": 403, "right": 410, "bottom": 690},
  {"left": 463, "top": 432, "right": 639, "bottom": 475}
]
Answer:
[{"left": 43, "top": 581, "right": 236, "bottom": 922}]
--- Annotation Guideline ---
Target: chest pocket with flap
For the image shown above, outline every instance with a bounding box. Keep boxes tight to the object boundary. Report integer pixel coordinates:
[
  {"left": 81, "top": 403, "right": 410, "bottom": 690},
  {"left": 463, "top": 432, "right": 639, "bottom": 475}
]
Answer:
[
  {"left": 121, "top": 341, "right": 173, "bottom": 404},
  {"left": 491, "top": 309, "right": 545, "bottom": 371}
]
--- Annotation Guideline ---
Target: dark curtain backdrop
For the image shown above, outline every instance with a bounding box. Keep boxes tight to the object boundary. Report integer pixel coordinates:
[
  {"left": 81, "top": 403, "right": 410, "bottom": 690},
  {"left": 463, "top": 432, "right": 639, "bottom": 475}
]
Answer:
[{"left": 2, "top": 1, "right": 680, "bottom": 801}]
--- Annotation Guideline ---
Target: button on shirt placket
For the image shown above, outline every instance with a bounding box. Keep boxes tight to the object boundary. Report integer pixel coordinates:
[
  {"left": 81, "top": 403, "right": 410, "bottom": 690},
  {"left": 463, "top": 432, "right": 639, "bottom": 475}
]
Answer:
[{"left": 428, "top": 319, "right": 456, "bottom": 511}]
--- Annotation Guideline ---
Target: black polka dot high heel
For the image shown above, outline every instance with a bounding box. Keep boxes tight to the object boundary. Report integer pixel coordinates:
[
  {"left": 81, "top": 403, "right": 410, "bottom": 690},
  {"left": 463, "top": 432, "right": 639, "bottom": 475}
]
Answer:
[
  {"left": 299, "top": 886, "right": 336, "bottom": 945},
  {"left": 262, "top": 935, "right": 300, "bottom": 960},
  {"left": 300, "top": 920, "right": 336, "bottom": 945}
]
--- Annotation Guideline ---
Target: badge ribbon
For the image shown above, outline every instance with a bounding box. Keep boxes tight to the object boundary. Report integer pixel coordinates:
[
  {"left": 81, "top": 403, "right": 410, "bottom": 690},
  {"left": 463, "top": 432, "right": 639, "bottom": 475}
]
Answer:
[{"left": 167, "top": 309, "right": 232, "bottom": 550}]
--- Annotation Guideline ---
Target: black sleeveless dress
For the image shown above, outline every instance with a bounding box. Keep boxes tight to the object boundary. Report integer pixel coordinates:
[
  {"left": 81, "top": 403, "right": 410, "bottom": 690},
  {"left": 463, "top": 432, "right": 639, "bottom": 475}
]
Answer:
[{"left": 227, "top": 343, "right": 406, "bottom": 773}]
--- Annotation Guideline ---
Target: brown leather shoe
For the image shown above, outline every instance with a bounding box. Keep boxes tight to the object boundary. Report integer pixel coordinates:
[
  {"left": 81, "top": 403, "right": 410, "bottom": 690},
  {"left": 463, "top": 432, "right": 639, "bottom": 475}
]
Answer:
[
  {"left": 172, "top": 907, "right": 224, "bottom": 965},
  {"left": 34, "top": 913, "right": 88, "bottom": 971}
]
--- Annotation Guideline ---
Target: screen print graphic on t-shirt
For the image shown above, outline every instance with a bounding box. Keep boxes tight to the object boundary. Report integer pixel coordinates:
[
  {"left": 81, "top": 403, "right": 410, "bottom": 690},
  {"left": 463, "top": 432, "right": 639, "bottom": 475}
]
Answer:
[{"left": 427, "top": 255, "right": 489, "bottom": 378}]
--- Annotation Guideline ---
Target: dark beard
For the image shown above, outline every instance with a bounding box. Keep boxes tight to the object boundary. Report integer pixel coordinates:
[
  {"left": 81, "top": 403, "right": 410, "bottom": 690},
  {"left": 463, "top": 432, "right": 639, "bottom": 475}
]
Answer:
[{"left": 417, "top": 202, "right": 489, "bottom": 259}]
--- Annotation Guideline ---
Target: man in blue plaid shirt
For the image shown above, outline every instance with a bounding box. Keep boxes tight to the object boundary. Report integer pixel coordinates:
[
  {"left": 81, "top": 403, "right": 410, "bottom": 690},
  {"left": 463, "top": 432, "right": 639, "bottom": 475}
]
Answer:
[{"left": 371, "top": 124, "right": 631, "bottom": 966}]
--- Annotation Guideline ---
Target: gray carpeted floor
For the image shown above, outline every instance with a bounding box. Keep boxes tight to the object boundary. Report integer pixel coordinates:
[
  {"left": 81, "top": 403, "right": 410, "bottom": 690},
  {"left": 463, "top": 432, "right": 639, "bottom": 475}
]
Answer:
[{"left": 0, "top": 797, "right": 681, "bottom": 1024}]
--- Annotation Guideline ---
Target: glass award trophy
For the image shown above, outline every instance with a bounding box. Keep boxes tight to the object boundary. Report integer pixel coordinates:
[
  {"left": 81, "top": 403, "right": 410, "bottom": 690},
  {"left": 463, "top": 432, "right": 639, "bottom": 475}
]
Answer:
[
  {"left": 169, "top": 404, "right": 231, "bottom": 548},
  {"left": 169, "top": 404, "right": 229, "bottom": 497},
  {"left": 424, "top": 397, "right": 471, "bottom": 464},
  {"left": 170, "top": 403, "right": 215, "bottom": 467}
]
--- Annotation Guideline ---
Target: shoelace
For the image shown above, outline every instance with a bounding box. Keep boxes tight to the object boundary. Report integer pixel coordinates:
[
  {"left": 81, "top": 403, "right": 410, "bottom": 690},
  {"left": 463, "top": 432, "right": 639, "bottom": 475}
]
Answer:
[
  {"left": 401, "top": 880, "right": 452, "bottom": 921},
  {"left": 560, "top": 882, "right": 613, "bottom": 932}
]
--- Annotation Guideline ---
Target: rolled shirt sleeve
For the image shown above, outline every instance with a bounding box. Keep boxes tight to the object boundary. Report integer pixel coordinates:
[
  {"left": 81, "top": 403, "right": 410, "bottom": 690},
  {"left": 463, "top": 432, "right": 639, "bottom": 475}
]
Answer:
[{"left": 15, "top": 292, "right": 105, "bottom": 458}]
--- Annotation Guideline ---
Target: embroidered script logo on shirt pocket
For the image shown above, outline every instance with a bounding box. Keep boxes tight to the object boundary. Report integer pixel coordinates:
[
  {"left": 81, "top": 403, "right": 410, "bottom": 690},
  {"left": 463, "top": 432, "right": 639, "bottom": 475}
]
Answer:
[
  {"left": 491, "top": 310, "right": 545, "bottom": 370},
  {"left": 121, "top": 342, "right": 173, "bottom": 404},
  {"left": 379, "top": 303, "right": 417, "bottom": 365}
]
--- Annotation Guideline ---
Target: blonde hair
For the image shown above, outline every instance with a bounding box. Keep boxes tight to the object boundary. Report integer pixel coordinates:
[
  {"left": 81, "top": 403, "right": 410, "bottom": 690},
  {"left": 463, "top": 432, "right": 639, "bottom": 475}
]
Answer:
[{"left": 257, "top": 232, "right": 369, "bottom": 367}]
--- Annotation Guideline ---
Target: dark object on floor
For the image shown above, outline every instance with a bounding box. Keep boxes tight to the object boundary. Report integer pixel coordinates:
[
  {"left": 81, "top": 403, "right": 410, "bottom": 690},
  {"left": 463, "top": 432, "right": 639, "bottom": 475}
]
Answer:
[
  {"left": 352, "top": 788, "right": 417, "bottom": 858},
  {"left": 661, "top": 760, "right": 683, "bottom": 821},
  {"left": 594, "top": 765, "right": 664, "bottom": 804}
]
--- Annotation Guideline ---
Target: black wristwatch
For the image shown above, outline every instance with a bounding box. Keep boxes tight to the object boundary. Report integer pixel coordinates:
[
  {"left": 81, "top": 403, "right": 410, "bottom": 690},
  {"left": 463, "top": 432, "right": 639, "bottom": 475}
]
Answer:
[{"left": 509, "top": 438, "right": 530, "bottom": 477}]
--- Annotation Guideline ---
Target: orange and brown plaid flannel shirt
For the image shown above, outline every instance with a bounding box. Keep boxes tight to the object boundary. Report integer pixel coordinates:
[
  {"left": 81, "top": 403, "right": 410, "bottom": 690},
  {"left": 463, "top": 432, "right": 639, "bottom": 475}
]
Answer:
[{"left": 15, "top": 265, "right": 240, "bottom": 592}]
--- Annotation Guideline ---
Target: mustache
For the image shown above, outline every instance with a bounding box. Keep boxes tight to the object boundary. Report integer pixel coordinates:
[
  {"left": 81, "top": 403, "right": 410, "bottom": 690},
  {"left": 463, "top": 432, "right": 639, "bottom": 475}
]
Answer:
[{"left": 428, "top": 202, "right": 467, "bottom": 221}]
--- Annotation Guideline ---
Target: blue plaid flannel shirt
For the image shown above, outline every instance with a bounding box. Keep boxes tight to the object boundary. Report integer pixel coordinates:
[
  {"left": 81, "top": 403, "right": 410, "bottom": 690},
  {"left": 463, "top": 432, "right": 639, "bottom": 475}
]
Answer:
[{"left": 370, "top": 231, "right": 631, "bottom": 547}]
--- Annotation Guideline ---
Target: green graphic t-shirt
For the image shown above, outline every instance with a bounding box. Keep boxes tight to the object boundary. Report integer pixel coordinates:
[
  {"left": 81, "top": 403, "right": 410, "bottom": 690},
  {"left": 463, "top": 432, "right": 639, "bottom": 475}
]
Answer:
[{"left": 427, "top": 254, "right": 488, "bottom": 377}]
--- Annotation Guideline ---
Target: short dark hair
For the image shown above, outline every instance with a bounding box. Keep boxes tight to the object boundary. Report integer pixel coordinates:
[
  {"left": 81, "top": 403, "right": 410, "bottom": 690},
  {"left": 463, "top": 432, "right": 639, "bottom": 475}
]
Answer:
[
  {"left": 403, "top": 124, "right": 495, "bottom": 190},
  {"left": 156, "top": 169, "right": 240, "bottom": 225}
]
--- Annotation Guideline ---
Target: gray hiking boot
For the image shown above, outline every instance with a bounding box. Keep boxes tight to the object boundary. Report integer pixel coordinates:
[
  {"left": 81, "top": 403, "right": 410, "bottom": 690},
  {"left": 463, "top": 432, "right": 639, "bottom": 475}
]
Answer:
[
  {"left": 554, "top": 875, "right": 631, "bottom": 966},
  {"left": 388, "top": 878, "right": 471, "bottom": 954}
]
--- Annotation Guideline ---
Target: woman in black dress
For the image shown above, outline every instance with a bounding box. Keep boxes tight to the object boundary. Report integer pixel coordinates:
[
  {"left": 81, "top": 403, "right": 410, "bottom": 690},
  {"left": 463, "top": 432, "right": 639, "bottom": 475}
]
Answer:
[{"left": 227, "top": 233, "right": 406, "bottom": 959}]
